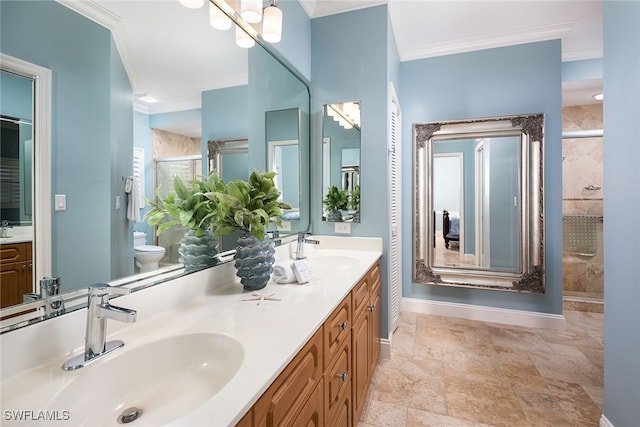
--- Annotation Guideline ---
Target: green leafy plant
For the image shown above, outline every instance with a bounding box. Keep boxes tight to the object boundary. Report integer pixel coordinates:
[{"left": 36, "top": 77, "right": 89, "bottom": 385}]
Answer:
[
  {"left": 211, "top": 169, "right": 291, "bottom": 241},
  {"left": 144, "top": 170, "right": 225, "bottom": 237},
  {"left": 349, "top": 185, "right": 360, "bottom": 211},
  {"left": 323, "top": 185, "right": 349, "bottom": 212}
]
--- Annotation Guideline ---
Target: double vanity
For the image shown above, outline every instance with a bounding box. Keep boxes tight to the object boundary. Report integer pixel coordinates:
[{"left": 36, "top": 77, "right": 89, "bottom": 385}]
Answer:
[{"left": 0, "top": 236, "right": 382, "bottom": 426}]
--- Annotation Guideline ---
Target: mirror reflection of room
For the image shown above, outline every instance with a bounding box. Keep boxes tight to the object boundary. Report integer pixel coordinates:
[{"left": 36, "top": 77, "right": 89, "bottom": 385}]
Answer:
[
  {"left": 432, "top": 136, "right": 522, "bottom": 272},
  {"left": 322, "top": 101, "right": 361, "bottom": 222}
]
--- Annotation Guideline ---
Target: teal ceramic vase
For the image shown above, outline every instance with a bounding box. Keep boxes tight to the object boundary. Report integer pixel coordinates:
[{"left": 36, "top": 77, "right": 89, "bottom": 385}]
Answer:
[
  {"left": 234, "top": 232, "right": 275, "bottom": 290},
  {"left": 178, "top": 229, "right": 218, "bottom": 273},
  {"left": 327, "top": 209, "right": 343, "bottom": 222}
]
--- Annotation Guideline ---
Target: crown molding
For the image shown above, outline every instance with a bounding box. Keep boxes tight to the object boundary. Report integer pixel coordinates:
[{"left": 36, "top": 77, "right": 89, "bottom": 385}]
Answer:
[
  {"left": 400, "top": 21, "right": 575, "bottom": 62},
  {"left": 562, "top": 45, "right": 603, "bottom": 62},
  {"left": 55, "top": 0, "right": 137, "bottom": 89}
]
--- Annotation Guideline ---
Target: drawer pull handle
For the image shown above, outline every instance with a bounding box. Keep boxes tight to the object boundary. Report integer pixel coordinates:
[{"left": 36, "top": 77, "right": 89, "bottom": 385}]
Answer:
[
  {"left": 338, "top": 321, "right": 349, "bottom": 330},
  {"left": 336, "top": 372, "right": 349, "bottom": 382},
  {"left": 368, "top": 304, "right": 376, "bottom": 312}
]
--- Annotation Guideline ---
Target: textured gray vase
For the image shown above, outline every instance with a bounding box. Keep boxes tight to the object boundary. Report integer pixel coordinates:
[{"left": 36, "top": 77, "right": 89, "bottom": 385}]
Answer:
[
  {"left": 178, "top": 229, "right": 218, "bottom": 273},
  {"left": 327, "top": 209, "right": 343, "bottom": 222},
  {"left": 234, "top": 232, "right": 275, "bottom": 291}
]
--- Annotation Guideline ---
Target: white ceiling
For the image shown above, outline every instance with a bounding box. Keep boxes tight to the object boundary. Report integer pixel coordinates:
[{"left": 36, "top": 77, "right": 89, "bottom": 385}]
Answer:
[{"left": 59, "top": 0, "right": 603, "bottom": 136}]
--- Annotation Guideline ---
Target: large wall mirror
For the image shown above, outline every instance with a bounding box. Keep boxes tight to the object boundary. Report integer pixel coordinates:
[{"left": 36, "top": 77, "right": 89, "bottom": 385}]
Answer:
[
  {"left": 321, "top": 101, "right": 362, "bottom": 222},
  {"left": 413, "top": 114, "right": 545, "bottom": 293},
  {"left": 0, "top": 0, "right": 310, "bottom": 330}
]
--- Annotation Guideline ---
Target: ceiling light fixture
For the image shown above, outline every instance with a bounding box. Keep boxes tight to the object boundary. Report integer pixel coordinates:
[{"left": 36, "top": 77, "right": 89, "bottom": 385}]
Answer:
[
  {"left": 593, "top": 93, "right": 604, "bottom": 101},
  {"left": 209, "top": 1, "right": 232, "bottom": 30},
  {"left": 181, "top": 0, "right": 283, "bottom": 49},
  {"left": 262, "top": 0, "right": 282, "bottom": 43},
  {"left": 235, "top": 25, "right": 255, "bottom": 48},
  {"left": 135, "top": 94, "right": 159, "bottom": 104},
  {"left": 179, "top": 0, "right": 204, "bottom": 9},
  {"left": 241, "top": 0, "right": 262, "bottom": 23}
]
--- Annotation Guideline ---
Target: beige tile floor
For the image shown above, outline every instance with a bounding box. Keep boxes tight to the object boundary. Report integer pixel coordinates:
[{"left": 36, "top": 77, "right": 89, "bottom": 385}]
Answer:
[{"left": 358, "top": 310, "right": 604, "bottom": 427}]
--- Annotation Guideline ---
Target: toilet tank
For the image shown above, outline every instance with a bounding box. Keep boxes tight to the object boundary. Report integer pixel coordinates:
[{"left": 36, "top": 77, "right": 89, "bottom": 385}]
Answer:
[{"left": 133, "top": 231, "right": 147, "bottom": 247}]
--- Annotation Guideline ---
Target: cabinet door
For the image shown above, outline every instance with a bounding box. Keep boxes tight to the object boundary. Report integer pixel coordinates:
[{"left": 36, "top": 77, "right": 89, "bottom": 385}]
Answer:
[
  {"left": 324, "top": 335, "right": 351, "bottom": 422},
  {"left": 254, "top": 328, "right": 323, "bottom": 427},
  {"left": 1, "top": 261, "right": 28, "bottom": 308},
  {"left": 292, "top": 380, "right": 324, "bottom": 427},
  {"left": 369, "top": 291, "right": 381, "bottom": 374},
  {"left": 351, "top": 311, "right": 370, "bottom": 423}
]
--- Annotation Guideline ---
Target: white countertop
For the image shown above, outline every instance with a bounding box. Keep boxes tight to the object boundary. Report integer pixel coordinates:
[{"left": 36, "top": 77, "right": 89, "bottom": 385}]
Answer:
[
  {"left": 0, "top": 236, "right": 382, "bottom": 426},
  {"left": 0, "top": 225, "right": 33, "bottom": 244}
]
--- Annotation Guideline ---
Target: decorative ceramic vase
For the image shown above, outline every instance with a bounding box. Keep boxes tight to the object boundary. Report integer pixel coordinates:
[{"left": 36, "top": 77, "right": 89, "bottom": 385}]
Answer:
[
  {"left": 234, "top": 232, "right": 275, "bottom": 291},
  {"left": 178, "top": 229, "right": 218, "bottom": 273},
  {"left": 327, "top": 209, "right": 343, "bottom": 222}
]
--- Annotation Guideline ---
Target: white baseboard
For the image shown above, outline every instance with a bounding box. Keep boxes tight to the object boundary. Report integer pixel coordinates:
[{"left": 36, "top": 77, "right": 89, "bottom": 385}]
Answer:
[
  {"left": 379, "top": 338, "right": 391, "bottom": 360},
  {"left": 402, "top": 297, "right": 566, "bottom": 330},
  {"left": 600, "top": 414, "right": 614, "bottom": 427}
]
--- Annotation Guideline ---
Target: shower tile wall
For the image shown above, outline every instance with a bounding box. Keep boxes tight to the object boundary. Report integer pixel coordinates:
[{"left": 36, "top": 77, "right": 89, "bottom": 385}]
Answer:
[
  {"left": 562, "top": 105, "right": 604, "bottom": 308},
  {"left": 152, "top": 128, "right": 200, "bottom": 158}
]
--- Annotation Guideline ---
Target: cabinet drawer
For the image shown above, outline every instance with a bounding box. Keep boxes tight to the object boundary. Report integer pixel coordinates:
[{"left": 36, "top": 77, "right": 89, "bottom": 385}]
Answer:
[
  {"left": 324, "top": 296, "right": 351, "bottom": 370},
  {"left": 369, "top": 260, "right": 381, "bottom": 297},
  {"left": 254, "top": 328, "right": 323, "bottom": 427},
  {"left": 351, "top": 277, "right": 369, "bottom": 325},
  {"left": 0, "top": 243, "right": 27, "bottom": 264},
  {"left": 324, "top": 335, "right": 351, "bottom": 420}
]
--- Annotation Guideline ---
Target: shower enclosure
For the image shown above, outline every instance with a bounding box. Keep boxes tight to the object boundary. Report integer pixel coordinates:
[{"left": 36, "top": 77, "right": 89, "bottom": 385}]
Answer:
[{"left": 153, "top": 155, "right": 202, "bottom": 264}]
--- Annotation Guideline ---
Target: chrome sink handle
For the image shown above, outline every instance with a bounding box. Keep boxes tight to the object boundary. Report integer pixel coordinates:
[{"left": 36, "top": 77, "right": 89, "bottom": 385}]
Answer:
[{"left": 62, "top": 284, "right": 137, "bottom": 370}]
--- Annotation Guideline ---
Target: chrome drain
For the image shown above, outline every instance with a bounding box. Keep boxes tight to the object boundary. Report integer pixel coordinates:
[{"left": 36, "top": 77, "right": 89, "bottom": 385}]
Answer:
[{"left": 117, "top": 407, "right": 143, "bottom": 424}]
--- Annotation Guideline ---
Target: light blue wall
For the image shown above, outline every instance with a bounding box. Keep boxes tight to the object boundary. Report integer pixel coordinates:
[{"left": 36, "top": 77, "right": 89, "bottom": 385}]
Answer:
[
  {"left": 272, "top": 0, "right": 311, "bottom": 81},
  {"left": 110, "top": 37, "right": 134, "bottom": 280},
  {"left": 201, "top": 85, "right": 249, "bottom": 167},
  {"left": 562, "top": 58, "right": 603, "bottom": 81},
  {"left": 248, "top": 45, "right": 310, "bottom": 234},
  {"left": 1, "top": 0, "right": 132, "bottom": 292},
  {"left": 312, "top": 5, "right": 392, "bottom": 338},
  {"left": 602, "top": 1, "right": 640, "bottom": 425},
  {"left": 149, "top": 109, "right": 201, "bottom": 135},
  {"left": 400, "top": 40, "right": 563, "bottom": 314},
  {"left": 1, "top": 71, "right": 33, "bottom": 120},
  {"left": 266, "top": 108, "right": 300, "bottom": 209}
]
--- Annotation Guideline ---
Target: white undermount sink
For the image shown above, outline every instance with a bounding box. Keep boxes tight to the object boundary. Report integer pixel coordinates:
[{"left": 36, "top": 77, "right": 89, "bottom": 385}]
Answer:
[{"left": 47, "top": 333, "right": 243, "bottom": 426}]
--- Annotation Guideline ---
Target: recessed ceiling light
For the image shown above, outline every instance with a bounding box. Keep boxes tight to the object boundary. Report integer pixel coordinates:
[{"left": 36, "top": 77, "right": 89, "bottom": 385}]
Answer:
[
  {"left": 135, "top": 94, "right": 159, "bottom": 103},
  {"left": 592, "top": 93, "right": 604, "bottom": 101}
]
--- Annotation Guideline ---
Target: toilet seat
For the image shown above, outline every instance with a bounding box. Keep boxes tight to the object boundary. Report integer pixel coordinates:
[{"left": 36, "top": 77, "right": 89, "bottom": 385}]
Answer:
[{"left": 134, "top": 245, "right": 164, "bottom": 253}]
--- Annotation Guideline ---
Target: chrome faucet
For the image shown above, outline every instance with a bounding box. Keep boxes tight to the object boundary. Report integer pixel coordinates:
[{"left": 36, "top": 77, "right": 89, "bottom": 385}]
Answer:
[
  {"left": 296, "top": 232, "right": 320, "bottom": 260},
  {"left": 62, "top": 283, "right": 137, "bottom": 370},
  {"left": 0, "top": 220, "right": 11, "bottom": 238}
]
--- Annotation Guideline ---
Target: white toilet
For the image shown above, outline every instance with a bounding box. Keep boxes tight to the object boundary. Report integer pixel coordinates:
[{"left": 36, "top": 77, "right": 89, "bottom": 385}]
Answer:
[{"left": 133, "top": 231, "right": 166, "bottom": 273}]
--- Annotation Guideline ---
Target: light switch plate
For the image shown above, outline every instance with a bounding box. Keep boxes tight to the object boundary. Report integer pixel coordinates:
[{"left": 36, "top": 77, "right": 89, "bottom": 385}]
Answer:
[
  {"left": 54, "top": 194, "right": 66, "bottom": 211},
  {"left": 335, "top": 222, "right": 351, "bottom": 234}
]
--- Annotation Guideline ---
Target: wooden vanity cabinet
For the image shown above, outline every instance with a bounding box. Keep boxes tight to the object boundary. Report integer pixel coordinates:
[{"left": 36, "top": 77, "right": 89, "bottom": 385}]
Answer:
[
  {"left": 352, "top": 260, "right": 381, "bottom": 424},
  {"left": 0, "top": 242, "right": 33, "bottom": 308},
  {"left": 237, "top": 260, "right": 381, "bottom": 427}
]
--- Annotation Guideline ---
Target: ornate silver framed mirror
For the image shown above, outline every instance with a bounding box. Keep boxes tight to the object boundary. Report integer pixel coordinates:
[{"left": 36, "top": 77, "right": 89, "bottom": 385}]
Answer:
[{"left": 413, "top": 114, "right": 544, "bottom": 293}]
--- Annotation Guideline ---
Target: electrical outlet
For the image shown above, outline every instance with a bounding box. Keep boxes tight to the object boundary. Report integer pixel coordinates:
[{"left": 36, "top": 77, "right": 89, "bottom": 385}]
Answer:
[{"left": 335, "top": 222, "right": 351, "bottom": 234}]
